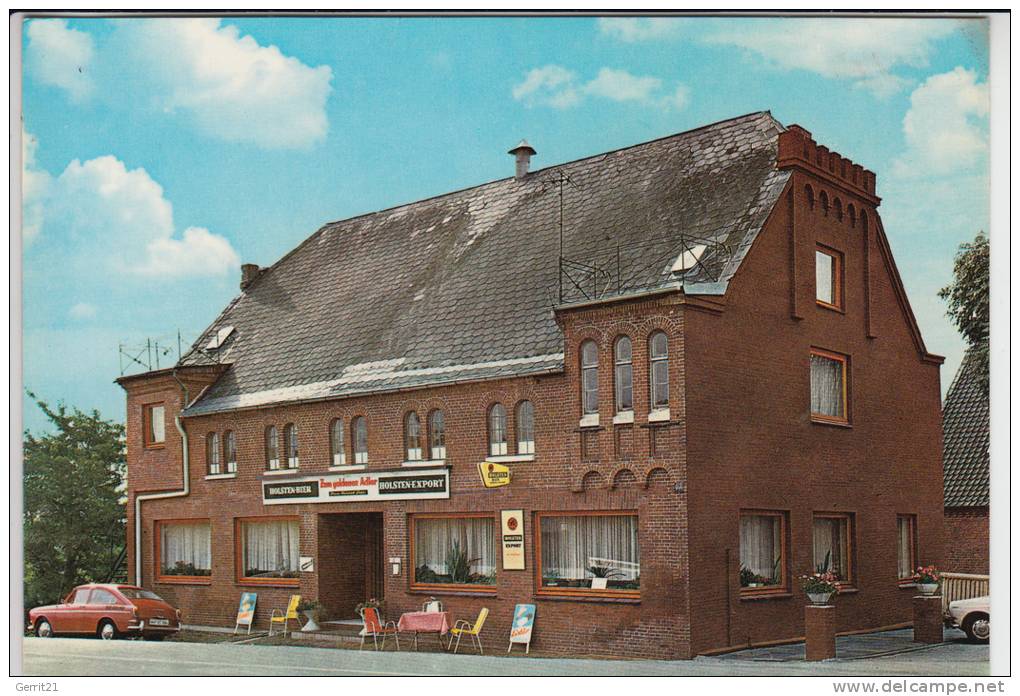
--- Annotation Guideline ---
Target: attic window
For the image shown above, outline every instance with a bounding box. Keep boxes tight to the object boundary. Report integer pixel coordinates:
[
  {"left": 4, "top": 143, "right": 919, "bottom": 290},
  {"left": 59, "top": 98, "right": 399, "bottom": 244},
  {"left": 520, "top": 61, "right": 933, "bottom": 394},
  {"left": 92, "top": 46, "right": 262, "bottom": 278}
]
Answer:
[
  {"left": 671, "top": 244, "right": 707, "bottom": 273},
  {"left": 206, "top": 326, "right": 235, "bottom": 350}
]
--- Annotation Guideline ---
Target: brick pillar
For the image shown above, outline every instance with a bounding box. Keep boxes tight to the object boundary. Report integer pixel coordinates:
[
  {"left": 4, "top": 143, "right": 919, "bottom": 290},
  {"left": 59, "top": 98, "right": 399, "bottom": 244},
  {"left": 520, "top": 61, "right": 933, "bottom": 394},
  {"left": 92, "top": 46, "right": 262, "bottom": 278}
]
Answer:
[
  {"left": 805, "top": 605, "right": 837, "bottom": 661},
  {"left": 912, "top": 595, "right": 944, "bottom": 644}
]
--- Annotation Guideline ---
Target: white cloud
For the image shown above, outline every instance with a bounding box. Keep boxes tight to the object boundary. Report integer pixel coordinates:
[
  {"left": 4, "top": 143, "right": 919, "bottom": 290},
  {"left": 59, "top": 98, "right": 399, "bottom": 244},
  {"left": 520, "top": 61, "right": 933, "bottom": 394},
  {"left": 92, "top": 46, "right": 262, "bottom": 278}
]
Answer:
[
  {"left": 110, "top": 18, "right": 333, "bottom": 149},
  {"left": 894, "top": 67, "right": 989, "bottom": 177},
  {"left": 69, "top": 302, "right": 97, "bottom": 320},
  {"left": 26, "top": 150, "right": 239, "bottom": 278},
  {"left": 21, "top": 130, "right": 51, "bottom": 242},
  {"left": 596, "top": 17, "right": 683, "bottom": 42},
  {"left": 26, "top": 19, "right": 95, "bottom": 101},
  {"left": 513, "top": 65, "right": 688, "bottom": 111},
  {"left": 705, "top": 18, "right": 955, "bottom": 96}
]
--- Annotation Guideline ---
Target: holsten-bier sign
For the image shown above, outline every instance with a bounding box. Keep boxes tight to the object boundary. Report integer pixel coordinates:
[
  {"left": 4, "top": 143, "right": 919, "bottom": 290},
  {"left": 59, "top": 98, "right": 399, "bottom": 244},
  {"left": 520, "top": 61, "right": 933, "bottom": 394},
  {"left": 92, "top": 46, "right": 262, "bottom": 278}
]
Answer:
[{"left": 262, "top": 467, "right": 449, "bottom": 505}]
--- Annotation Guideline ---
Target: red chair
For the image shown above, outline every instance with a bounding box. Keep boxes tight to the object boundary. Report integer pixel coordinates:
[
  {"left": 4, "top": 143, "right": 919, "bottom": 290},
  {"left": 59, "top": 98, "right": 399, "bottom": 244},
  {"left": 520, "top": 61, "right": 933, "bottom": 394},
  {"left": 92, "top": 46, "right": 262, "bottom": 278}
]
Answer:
[{"left": 359, "top": 606, "right": 400, "bottom": 651}]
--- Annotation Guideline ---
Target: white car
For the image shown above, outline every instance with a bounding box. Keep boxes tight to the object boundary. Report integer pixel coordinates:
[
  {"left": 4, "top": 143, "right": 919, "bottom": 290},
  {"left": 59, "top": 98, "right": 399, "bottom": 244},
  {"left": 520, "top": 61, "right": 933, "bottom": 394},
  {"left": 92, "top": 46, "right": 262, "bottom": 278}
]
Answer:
[{"left": 947, "top": 596, "right": 989, "bottom": 643}]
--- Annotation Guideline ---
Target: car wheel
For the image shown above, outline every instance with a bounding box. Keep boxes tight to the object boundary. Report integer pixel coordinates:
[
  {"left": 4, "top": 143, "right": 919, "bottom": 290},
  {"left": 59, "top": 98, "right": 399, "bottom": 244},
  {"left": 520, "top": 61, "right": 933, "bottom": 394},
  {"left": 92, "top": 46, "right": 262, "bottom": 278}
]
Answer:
[
  {"left": 962, "top": 613, "right": 990, "bottom": 644},
  {"left": 98, "top": 620, "right": 118, "bottom": 641},
  {"left": 35, "top": 619, "right": 53, "bottom": 638}
]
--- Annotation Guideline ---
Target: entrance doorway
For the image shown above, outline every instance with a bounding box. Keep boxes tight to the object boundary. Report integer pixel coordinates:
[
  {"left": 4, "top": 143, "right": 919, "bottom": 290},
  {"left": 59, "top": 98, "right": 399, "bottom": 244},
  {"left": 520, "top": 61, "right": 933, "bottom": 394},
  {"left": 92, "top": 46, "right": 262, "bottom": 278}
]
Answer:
[{"left": 317, "top": 512, "right": 385, "bottom": 619}]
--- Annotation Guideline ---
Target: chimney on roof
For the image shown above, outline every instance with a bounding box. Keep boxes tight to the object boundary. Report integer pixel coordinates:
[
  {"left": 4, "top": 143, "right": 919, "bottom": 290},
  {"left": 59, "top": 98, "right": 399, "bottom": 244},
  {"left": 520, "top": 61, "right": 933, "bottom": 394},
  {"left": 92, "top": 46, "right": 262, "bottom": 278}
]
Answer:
[
  {"left": 240, "top": 263, "right": 264, "bottom": 290},
  {"left": 508, "top": 140, "right": 536, "bottom": 180}
]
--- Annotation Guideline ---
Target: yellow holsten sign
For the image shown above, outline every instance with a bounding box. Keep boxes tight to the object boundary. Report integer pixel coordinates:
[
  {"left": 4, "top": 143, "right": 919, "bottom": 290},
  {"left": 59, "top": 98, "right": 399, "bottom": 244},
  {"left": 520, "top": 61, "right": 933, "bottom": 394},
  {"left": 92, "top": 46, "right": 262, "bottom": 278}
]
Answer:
[{"left": 478, "top": 461, "right": 511, "bottom": 488}]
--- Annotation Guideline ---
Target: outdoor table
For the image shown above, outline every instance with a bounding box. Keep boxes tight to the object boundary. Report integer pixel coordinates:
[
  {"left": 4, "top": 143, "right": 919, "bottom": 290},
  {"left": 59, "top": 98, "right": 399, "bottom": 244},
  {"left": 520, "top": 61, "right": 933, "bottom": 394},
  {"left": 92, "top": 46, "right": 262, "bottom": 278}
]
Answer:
[{"left": 397, "top": 610, "right": 451, "bottom": 651}]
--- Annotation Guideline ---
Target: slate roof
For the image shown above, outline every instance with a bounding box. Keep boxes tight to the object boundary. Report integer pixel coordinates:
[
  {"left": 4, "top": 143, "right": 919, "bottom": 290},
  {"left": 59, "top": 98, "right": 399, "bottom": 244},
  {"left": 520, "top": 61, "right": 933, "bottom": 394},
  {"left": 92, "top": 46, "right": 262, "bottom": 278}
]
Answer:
[
  {"left": 181, "top": 111, "right": 791, "bottom": 416},
  {"left": 942, "top": 349, "right": 990, "bottom": 508}
]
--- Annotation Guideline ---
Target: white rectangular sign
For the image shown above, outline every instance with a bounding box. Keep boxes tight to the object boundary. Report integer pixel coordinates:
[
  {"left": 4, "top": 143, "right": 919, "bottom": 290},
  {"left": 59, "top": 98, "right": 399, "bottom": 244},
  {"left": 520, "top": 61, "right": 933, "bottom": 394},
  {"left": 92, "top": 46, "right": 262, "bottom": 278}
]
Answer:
[{"left": 262, "top": 467, "right": 449, "bottom": 505}]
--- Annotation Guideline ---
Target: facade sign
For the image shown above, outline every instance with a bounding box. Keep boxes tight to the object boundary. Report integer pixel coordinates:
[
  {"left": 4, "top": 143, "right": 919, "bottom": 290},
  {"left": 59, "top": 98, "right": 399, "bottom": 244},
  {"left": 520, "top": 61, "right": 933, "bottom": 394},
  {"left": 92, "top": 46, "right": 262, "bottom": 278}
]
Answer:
[
  {"left": 234, "top": 592, "right": 257, "bottom": 634},
  {"left": 262, "top": 467, "right": 449, "bottom": 505},
  {"left": 478, "top": 461, "right": 511, "bottom": 488},
  {"left": 500, "top": 509, "right": 525, "bottom": 570},
  {"left": 299, "top": 556, "right": 315, "bottom": 572},
  {"left": 508, "top": 603, "right": 536, "bottom": 653}
]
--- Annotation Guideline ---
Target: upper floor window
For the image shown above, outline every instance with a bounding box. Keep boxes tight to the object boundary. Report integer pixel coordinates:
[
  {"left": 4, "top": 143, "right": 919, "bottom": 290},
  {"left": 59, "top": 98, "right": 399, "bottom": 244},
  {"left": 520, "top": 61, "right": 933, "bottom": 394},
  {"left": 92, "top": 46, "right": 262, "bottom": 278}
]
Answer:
[
  {"left": 207, "top": 432, "right": 221, "bottom": 475},
  {"left": 428, "top": 410, "right": 446, "bottom": 460},
  {"left": 488, "top": 403, "right": 507, "bottom": 456},
  {"left": 580, "top": 340, "right": 599, "bottom": 415},
  {"left": 283, "top": 424, "right": 299, "bottom": 468},
  {"left": 352, "top": 416, "right": 368, "bottom": 464},
  {"left": 649, "top": 332, "right": 669, "bottom": 409},
  {"left": 815, "top": 246, "right": 843, "bottom": 309},
  {"left": 224, "top": 430, "right": 237, "bottom": 474},
  {"left": 330, "top": 418, "right": 346, "bottom": 467},
  {"left": 144, "top": 403, "right": 165, "bottom": 448},
  {"left": 810, "top": 349, "right": 848, "bottom": 424},
  {"left": 265, "top": 426, "right": 280, "bottom": 470},
  {"left": 516, "top": 400, "right": 535, "bottom": 455},
  {"left": 614, "top": 336, "right": 633, "bottom": 413},
  {"left": 405, "top": 412, "right": 423, "bottom": 461}
]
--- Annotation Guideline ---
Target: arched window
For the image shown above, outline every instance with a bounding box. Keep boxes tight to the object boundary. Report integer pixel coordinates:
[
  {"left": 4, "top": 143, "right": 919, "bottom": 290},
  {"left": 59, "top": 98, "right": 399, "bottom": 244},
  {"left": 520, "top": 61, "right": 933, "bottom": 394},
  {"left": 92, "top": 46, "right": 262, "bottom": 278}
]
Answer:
[
  {"left": 488, "top": 404, "right": 507, "bottom": 456},
  {"left": 265, "top": 426, "right": 279, "bottom": 470},
  {"left": 833, "top": 197, "right": 843, "bottom": 221},
  {"left": 284, "top": 423, "right": 299, "bottom": 468},
  {"left": 352, "top": 416, "right": 368, "bottom": 464},
  {"left": 805, "top": 184, "right": 815, "bottom": 210},
  {"left": 330, "top": 418, "right": 345, "bottom": 467},
  {"left": 614, "top": 336, "right": 633, "bottom": 413},
  {"left": 224, "top": 430, "right": 237, "bottom": 474},
  {"left": 649, "top": 332, "right": 670, "bottom": 409},
  {"left": 405, "top": 412, "right": 423, "bottom": 461},
  {"left": 819, "top": 190, "right": 829, "bottom": 216},
  {"left": 207, "top": 432, "right": 221, "bottom": 475},
  {"left": 580, "top": 340, "right": 599, "bottom": 415},
  {"left": 516, "top": 400, "right": 535, "bottom": 455},
  {"left": 428, "top": 410, "right": 446, "bottom": 460}
]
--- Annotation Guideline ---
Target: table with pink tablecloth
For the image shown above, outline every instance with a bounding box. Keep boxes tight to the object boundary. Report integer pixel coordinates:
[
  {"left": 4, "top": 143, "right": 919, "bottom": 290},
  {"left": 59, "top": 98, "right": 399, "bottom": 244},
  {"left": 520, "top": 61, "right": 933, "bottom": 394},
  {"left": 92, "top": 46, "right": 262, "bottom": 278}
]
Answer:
[{"left": 397, "top": 611, "right": 451, "bottom": 650}]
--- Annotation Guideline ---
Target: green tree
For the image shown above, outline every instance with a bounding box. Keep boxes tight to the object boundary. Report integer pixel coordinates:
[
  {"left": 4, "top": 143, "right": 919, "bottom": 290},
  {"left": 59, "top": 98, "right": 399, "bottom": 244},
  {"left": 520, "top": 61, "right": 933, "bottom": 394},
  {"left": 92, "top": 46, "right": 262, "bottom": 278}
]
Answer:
[
  {"left": 939, "top": 232, "right": 989, "bottom": 393},
  {"left": 23, "top": 393, "right": 126, "bottom": 609}
]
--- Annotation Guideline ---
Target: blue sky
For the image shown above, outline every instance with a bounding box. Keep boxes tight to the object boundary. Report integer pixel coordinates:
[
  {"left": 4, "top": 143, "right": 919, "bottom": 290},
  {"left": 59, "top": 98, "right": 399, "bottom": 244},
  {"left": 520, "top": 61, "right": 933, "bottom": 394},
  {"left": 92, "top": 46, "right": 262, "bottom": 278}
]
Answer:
[{"left": 20, "top": 15, "right": 990, "bottom": 433}]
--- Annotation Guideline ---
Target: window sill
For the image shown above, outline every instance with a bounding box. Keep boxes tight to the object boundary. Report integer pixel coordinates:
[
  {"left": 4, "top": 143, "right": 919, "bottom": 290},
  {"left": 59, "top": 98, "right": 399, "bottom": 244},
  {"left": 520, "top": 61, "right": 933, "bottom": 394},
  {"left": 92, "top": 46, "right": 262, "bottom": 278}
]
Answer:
[
  {"left": 810, "top": 417, "right": 852, "bottom": 429},
  {"left": 740, "top": 590, "right": 793, "bottom": 602},
  {"left": 816, "top": 300, "right": 845, "bottom": 314},
  {"left": 402, "top": 459, "right": 447, "bottom": 468},
  {"left": 328, "top": 464, "right": 364, "bottom": 472},
  {"left": 144, "top": 444, "right": 166, "bottom": 451},
  {"left": 578, "top": 414, "right": 600, "bottom": 428},
  {"left": 613, "top": 411, "right": 635, "bottom": 425},
  {"left": 263, "top": 468, "right": 300, "bottom": 476},
  {"left": 485, "top": 454, "right": 535, "bottom": 464},
  {"left": 836, "top": 585, "right": 859, "bottom": 595},
  {"left": 155, "top": 577, "right": 212, "bottom": 586},
  {"left": 205, "top": 473, "right": 237, "bottom": 480},
  {"left": 236, "top": 578, "right": 300, "bottom": 588},
  {"left": 898, "top": 582, "right": 918, "bottom": 589},
  {"left": 648, "top": 408, "right": 671, "bottom": 423},
  {"left": 536, "top": 592, "right": 640, "bottom": 604}
]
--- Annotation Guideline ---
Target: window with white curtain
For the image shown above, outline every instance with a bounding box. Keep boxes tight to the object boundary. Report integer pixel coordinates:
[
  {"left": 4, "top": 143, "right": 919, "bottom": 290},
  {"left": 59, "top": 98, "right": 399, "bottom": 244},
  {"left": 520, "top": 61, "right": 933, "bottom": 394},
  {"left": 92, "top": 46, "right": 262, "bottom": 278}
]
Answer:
[
  {"left": 225, "top": 431, "right": 237, "bottom": 473},
  {"left": 330, "top": 418, "right": 346, "bottom": 467},
  {"left": 352, "top": 417, "right": 368, "bottom": 464},
  {"left": 810, "top": 350, "right": 848, "bottom": 422},
  {"left": 815, "top": 247, "right": 842, "bottom": 308},
  {"left": 412, "top": 516, "right": 496, "bottom": 587},
  {"left": 649, "top": 332, "right": 669, "bottom": 409},
  {"left": 488, "top": 404, "right": 507, "bottom": 456},
  {"left": 159, "top": 521, "right": 212, "bottom": 577},
  {"left": 265, "top": 426, "right": 280, "bottom": 470},
  {"left": 405, "top": 412, "right": 423, "bottom": 461},
  {"left": 429, "top": 410, "right": 446, "bottom": 460},
  {"left": 283, "top": 424, "right": 299, "bottom": 468},
  {"left": 516, "top": 400, "right": 535, "bottom": 454},
  {"left": 145, "top": 403, "right": 166, "bottom": 447},
  {"left": 207, "top": 433, "right": 221, "bottom": 475},
  {"left": 580, "top": 340, "right": 599, "bottom": 415},
  {"left": 739, "top": 512, "right": 785, "bottom": 590},
  {"left": 813, "top": 514, "right": 852, "bottom": 582},
  {"left": 240, "top": 519, "right": 300, "bottom": 580},
  {"left": 539, "top": 514, "right": 640, "bottom": 593},
  {"left": 897, "top": 515, "right": 917, "bottom": 580},
  {"left": 614, "top": 336, "right": 633, "bottom": 412}
]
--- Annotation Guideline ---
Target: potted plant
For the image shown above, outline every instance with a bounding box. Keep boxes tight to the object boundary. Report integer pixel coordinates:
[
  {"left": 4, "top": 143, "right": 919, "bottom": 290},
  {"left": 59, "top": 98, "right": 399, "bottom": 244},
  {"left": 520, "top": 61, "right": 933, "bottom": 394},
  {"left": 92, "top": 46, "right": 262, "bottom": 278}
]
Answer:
[
  {"left": 800, "top": 571, "right": 839, "bottom": 605},
  {"left": 296, "top": 599, "right": 323, "bottom": 632},
  {"left": 911, "top": 565, "right": 940, "bottom": 595},
  {"left": 586, "top": 563, "right": 623, "bottom": 590}
]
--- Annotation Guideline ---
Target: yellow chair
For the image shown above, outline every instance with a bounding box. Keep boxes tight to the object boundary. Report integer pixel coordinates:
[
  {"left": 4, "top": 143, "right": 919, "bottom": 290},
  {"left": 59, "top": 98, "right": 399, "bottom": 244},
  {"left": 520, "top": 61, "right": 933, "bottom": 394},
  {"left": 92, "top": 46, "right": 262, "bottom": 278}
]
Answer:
[
  {"left": 269, "top": 595, "right": 301, "bottom": 636},
  {"left": 448, "top": 607, "right": 488, "bottom": 654}
]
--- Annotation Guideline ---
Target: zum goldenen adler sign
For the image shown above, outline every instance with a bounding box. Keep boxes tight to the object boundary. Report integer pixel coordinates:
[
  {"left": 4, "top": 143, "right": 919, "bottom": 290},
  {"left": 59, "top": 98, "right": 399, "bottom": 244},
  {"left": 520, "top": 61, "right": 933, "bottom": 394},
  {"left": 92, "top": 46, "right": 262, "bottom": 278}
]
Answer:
[{"left": 262, "top": 467, "right": 450, "bottom": 505}]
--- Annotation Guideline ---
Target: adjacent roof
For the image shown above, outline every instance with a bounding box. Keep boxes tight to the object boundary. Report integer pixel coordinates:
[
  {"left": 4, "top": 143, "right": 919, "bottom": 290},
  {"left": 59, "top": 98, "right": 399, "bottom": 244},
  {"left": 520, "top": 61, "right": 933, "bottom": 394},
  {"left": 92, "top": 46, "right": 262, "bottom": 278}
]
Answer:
[
  {"left": 943, "top": 349, "right": 990, "bottom": 508},
  {"left": 181, "top": 111, "right": 790, "bottom": 416}
]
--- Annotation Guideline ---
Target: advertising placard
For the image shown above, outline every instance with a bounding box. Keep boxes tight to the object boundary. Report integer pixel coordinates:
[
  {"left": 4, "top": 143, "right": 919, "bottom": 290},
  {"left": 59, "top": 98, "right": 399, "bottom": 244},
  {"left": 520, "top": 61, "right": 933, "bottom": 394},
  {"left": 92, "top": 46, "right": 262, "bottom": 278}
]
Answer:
[
  {"left": 478, "top": 461, "right": 511, "bottom": 488},
  {"left": 508, "top": 603, "right": 536, "bottom": 653},
  {"left": 234, "top": 592, "right": 257, "bottom": 634},
  {"left": 262, "top": 467, "right": 449, "bottom": 505},
  {"left": 500, "top": 509, "right": 525, "bottom": 570}
]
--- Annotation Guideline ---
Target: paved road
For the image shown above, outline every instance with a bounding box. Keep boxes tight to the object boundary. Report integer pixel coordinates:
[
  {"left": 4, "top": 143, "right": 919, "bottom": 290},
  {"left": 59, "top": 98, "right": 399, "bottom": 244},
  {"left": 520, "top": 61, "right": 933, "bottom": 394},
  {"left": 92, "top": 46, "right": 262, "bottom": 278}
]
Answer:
[{"left": 21, "top": 637, "right": 989, "bottom": 676}]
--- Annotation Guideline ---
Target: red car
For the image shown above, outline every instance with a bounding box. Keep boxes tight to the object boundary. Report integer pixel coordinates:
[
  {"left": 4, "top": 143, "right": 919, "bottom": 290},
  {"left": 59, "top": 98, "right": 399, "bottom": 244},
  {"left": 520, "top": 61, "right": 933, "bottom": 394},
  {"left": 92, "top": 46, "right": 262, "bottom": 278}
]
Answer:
[{"left": 28, "top": 584, "right": 181, "bottom": 640}]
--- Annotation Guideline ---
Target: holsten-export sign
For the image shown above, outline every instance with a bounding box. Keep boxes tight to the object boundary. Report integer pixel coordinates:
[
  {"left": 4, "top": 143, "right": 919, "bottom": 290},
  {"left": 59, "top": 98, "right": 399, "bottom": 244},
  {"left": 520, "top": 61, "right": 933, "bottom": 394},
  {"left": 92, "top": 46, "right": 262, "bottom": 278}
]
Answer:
[{"left": 262, "top": 467, "right": 449, "bottom": 505}]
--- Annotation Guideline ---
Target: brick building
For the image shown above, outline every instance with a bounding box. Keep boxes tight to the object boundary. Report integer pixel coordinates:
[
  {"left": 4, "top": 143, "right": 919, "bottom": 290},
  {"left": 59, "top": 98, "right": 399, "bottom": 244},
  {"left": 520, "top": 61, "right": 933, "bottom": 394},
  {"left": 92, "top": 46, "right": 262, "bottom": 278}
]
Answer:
[
  {"left": 942, "top": 349, "right": 990, "bottom": 575},
  {"left": 118, "top": 112, "right": 945, "bottom": 659}
]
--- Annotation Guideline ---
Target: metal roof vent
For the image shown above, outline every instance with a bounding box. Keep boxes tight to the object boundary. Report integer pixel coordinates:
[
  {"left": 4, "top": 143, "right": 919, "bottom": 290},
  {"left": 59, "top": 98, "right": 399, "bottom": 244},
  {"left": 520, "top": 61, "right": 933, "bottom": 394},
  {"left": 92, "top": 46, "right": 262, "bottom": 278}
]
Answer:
[{"left": 508, "top": 140, "right": 537, "bottom": 180}]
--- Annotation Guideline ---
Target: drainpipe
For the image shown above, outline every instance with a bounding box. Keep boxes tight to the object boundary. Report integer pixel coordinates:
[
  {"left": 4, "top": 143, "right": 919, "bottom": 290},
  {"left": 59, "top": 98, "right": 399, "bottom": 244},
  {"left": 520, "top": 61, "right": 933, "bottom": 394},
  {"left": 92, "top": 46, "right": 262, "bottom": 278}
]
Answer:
[{"left": 133, "top": 369, "right": 191, "bottom": 586}]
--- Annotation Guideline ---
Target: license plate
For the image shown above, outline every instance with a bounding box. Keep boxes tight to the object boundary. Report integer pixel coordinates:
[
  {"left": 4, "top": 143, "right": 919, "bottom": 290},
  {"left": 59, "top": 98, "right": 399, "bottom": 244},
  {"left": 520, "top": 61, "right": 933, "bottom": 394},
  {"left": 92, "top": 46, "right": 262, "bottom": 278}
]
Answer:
[{"left": 150, "top": 618, "right": 169, "bottom": 626}]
